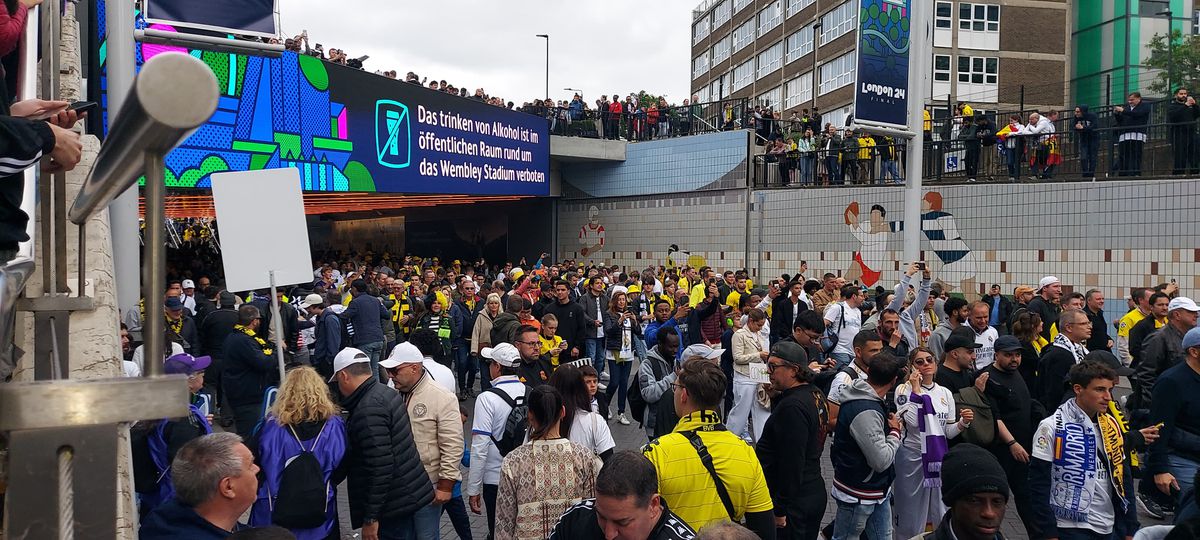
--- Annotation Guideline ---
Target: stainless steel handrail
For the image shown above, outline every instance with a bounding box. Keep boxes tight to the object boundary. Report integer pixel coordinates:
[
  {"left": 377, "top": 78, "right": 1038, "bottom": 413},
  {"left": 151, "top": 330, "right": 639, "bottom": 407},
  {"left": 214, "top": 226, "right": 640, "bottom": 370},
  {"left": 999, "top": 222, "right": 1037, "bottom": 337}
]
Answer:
[{"left": 67, "top": 52, "right": 218, "bottom": 226}]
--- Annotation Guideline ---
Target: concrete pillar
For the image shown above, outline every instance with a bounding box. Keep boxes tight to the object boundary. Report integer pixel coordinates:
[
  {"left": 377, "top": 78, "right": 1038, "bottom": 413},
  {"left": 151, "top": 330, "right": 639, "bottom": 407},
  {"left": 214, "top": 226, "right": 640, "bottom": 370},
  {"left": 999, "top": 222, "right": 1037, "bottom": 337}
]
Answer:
[{"left": 8, "top": 3, "right": 134, "bottom": 537}]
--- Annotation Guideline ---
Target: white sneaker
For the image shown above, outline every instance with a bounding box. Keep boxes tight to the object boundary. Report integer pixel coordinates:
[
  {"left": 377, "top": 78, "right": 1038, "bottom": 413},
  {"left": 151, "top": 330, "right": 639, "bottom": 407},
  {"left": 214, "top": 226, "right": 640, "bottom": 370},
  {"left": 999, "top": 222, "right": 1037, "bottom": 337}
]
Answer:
[{"left": 617, "top": 413, "right": 630, "bottom": 425}]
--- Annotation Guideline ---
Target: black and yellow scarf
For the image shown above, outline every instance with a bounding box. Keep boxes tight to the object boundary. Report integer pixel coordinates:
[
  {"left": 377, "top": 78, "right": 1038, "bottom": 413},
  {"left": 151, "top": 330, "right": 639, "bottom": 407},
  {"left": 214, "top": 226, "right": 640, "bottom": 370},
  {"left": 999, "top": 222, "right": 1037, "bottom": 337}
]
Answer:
[{"left": 233, "top": 324, "right": 273, "bottom": 357}]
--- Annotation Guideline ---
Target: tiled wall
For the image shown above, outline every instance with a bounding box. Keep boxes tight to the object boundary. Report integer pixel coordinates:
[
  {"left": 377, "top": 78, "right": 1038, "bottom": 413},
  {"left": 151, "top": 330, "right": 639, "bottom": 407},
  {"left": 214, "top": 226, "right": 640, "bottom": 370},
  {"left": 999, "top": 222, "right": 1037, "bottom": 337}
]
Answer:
[
  {"left": 561, "top": 130, "right": 750, "bottom": 198},
  {"left": 557, "top": 179, "right": 1200, "bottom": 305}
]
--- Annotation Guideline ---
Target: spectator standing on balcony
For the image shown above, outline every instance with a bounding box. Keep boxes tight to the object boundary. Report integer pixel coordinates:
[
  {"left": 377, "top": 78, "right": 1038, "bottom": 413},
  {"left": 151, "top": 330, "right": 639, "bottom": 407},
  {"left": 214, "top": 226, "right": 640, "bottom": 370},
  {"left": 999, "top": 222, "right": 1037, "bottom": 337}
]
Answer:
[
  {"left": 998, "top": 114, "right": 1026, "bottom": 181},
  {"left": 658, "top": 98, "right": 671, "bottom": 138},
  {"left": 1114, "top": 91, "right": 1150, "bottom": 176},
  {"left": 1073, "top": 104, "right": 1099, "bottom": 178},
  {"left": 1167, "top": 87, "right": 1199, "bottom": 175},
  {"left": 856, "top": 131, "right": 876, "bottom": 184},
  {"left": 960, "top": 115, "right": 981, "bottom": 182},
  {"left": 569, "top": 94, "right": 584, "bottom": 122},
  {"left": 795, "top": 128, "right": 816, "bottom": 186},
  {"left": 607, "top": 97, "right": 623, "bottom": 141},
  {"left": 678, "top": 99, "right": 692, "bottom": 136},
  {"left": 877, "top": 135, "right": 902, "bottom": 184},
  {"left": 841, "top": 131, "right": 859, "bottom": 184},
  {"left": 816, "top": 126, "right": 842, "bottom": 186},
  {"left": 975, "top": 113, "right": 998, "bottom": 181},
  {"left": 1021, "top": 112, "right": 1055, "bottom": 180}
]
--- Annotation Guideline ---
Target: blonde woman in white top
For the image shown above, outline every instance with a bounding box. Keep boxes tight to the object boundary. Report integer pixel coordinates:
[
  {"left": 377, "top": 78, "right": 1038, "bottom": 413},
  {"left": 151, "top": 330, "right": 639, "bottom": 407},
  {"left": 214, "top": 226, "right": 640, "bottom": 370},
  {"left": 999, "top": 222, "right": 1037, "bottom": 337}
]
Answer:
[{"left": 728, "top": 307, "right": 772, "bottom": 442}]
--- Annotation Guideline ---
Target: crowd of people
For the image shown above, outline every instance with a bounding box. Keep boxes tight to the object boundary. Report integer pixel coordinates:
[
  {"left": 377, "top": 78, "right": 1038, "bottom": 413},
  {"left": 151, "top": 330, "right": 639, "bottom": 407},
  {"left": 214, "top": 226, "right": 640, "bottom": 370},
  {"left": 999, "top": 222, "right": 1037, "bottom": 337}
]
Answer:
[{"left": 119, "top": 250, "right": 1200, "bottom": 540}]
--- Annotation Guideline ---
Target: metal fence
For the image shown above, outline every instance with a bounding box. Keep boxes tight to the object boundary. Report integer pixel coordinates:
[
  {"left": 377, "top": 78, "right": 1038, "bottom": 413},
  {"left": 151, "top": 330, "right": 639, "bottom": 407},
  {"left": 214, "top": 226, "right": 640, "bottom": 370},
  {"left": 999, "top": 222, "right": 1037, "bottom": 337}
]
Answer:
[
  {"left": 521, "top": 98, "right": 752, "bottom": 141},
  {"left": 753, "top": 98, "right": 1200, "bottom": 187}
]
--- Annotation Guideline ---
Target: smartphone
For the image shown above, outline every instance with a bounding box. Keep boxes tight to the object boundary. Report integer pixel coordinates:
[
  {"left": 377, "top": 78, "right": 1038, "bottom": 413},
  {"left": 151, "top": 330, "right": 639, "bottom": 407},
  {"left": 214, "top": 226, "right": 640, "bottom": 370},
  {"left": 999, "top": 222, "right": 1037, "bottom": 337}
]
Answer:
[
  {"left": 68, "top": 101, "right": 98, "bottom": 114},
  {"left": 917, "top": 262, "right": 927, "bottom": 270}
]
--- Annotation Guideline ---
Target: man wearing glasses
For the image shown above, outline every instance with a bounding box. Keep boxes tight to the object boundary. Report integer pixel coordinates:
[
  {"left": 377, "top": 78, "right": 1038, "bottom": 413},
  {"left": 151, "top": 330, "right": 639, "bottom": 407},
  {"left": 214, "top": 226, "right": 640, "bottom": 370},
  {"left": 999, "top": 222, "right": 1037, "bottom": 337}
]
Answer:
[
  {"left": 513, "top": 325, "right": 555, "bottom": 385},
  {"left": 755, "top": 342, "right": 828, "bottom": 540},
  {"left": 381, "top": 341, "right": 464, "bottom": 539},
  {"left": 1035, "top": 309, "right": 1092, "bottom": 411}
]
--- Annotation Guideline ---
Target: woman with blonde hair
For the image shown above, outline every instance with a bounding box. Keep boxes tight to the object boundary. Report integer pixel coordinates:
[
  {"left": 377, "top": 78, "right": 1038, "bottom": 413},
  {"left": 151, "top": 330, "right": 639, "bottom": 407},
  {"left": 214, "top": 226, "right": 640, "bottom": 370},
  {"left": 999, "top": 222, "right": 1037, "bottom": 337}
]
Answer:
[
  {"left": 250, "top": 366, "right": 346, "bottom": 540},
  {"left": 469, "top": 292, "right": 503, "bottom": 394}
]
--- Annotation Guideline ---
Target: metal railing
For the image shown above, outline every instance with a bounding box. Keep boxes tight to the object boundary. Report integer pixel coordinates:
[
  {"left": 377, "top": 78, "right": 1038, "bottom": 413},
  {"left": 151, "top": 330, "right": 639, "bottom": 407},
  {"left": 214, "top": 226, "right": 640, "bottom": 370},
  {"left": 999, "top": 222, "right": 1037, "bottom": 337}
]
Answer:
[
  {"left": 521, "top": 98, "right": 752, "bottom": 141},
  {"left": 753, "top": 101, "right": 1200, "bottom": 187}
]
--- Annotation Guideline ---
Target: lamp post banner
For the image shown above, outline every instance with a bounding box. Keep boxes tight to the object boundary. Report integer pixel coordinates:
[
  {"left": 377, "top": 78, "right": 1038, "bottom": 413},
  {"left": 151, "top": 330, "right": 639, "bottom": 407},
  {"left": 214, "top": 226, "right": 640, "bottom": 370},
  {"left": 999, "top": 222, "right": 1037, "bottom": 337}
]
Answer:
[{"left": 853, "top": 0, "right": 911, "bottom": 130}]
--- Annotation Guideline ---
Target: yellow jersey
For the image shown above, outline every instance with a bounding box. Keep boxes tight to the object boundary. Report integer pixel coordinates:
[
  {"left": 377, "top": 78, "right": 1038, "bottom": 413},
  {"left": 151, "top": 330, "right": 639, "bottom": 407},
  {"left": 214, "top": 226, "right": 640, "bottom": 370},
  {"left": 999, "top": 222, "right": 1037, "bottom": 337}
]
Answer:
[
  {"left": 689, "top": 283, "right": 707, "bottom": 308},
  {"left": 923, "top": 109, "right": 932, "bottom": 132},
  {"left": 1116, "top": 309, "right": 1147, "bottom": 339},
  {"left": 539, "top": 333, "right": 564, "bottom": 366},
  {"left": 643, "top": 410, "right": 773, "bottom": 531}
]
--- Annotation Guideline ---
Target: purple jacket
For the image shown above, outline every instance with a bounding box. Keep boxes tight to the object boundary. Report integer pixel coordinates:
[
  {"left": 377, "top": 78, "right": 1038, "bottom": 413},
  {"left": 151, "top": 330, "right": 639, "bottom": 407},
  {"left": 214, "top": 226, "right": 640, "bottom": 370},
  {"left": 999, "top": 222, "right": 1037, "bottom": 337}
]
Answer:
[{"left": 250, "top": 415, "right": 347, "bottom": 540}]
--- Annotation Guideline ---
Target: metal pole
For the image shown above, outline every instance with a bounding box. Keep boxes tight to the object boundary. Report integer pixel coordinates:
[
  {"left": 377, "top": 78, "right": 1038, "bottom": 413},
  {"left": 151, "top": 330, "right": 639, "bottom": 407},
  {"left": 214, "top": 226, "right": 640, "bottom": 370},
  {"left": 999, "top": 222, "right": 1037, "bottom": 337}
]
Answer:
[
  {"left": 902, "top": 0, "right": 931, "bottom": 265},
  {"left": 1019, "top": 85, "right": 1025, "bottom": 114},
  {"left": 811, "top": 22, "right": 822, "bottom": 110},
  {"left": 268, "top": 271, "right": 287, "bottom": 382},
  {"left": 142, "top": 152, "right": 166, "bottom": 377},
  {"left": 1123, "top": 1, "right": 1131, "bottom": 100},
  {"left": 107, "top": 0, "right": 141, "bottom": 320},
  {"left": 537, "top": 34, "right": 549, "bottom": 100}
]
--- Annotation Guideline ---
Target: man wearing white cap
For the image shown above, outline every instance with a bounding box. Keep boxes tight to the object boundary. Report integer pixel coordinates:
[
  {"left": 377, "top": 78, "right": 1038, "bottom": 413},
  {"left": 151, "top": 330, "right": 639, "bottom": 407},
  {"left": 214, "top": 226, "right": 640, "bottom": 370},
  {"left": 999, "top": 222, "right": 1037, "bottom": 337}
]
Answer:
[
  {"left": 331, "top": 347, "right": 434, "bottom": 540},
  {"left": 466, "top": 342, "right": 527, "bottom": 539},
  {"left": 1028, "top": 276, "right": 1062, "bottom": 340},
  {"left": 381, "top": 342, "right": 463, "bottom": 539},
  {"left": 181, "top": 279, "right": 198, "bottom": 315},
  {"left": 300, "top": 293, "right": 341, "bottom": 380},
  {"left": 1135, "top": 296, "right": 1200, "bottom": 411}
]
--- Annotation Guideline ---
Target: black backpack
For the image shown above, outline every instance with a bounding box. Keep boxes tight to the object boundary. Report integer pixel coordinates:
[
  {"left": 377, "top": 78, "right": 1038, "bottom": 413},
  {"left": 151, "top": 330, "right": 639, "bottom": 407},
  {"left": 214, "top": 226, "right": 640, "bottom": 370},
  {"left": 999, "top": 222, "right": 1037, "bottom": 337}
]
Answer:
[
  {"left": 485, "top": 387, "right": 529, "bottom": 457},
  {"left": 271, "top": 423, "right": 330, "bottom": 529},
  {"left": 627, "top": 354, "right": 666, "bottom": 427}
]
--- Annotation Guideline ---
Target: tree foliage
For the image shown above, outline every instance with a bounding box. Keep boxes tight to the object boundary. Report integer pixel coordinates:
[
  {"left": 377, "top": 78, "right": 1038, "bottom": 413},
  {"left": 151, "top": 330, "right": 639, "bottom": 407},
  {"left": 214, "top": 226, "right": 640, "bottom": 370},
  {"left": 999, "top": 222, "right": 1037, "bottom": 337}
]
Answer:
[{"left": 1144, "top": 30, "right": 1200, "bottom": 95}]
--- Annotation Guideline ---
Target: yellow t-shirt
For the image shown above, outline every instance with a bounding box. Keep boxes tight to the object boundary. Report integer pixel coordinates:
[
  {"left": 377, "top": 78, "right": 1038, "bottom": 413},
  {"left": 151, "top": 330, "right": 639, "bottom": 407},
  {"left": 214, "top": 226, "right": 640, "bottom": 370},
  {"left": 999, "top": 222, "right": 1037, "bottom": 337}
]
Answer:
[
  {"left": 643, "top": 411, "right": 773, "bottom": 531},
  {"left": 678, "top": 277, "right": 691, "bottom": 296},
  {"left": 539, "top": 334, "right": 564, "bottom": 366},
  {"left": 689, "top": 283, "right": 707, "bottom": 308},
  {"left": 857, "top": 136, "right": 876, "bottom": 160},
  {"left": 1116, "top": 309, "right": 1147, "bottom": 339},
  {"left": 923, "top": 109, "right": 932, "bottom": 132},
  {"left": 726, "top": 290, "right": 744, "bottom": 312}
]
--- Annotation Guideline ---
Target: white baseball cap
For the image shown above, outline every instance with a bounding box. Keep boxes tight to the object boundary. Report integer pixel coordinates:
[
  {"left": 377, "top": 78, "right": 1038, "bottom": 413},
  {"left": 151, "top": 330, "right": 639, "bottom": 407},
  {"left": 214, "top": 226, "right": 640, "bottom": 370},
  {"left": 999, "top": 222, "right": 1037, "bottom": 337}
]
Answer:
[
  {"left": 380, "top": 342, "right": 423, "bottom": 369},
  {"left": 681, "top": 344, "right": 723, "bottom": 360},
  {"left": 298, "top": 293, "right": 324, "bottom": 309},
  {"left": 328, "top": 348, "right": 371, "bottom": 382},
  {"left": 182, "top": 279, "right": 195, "bottom": 289},
  {"left": 1169, "top": 297, "right": 1200, "bottom": 313},
  {"left": 1036, "top": 276, "right": 1060, "bottom": 292},
  {"left": 481, "top": 343, "right": 521, "bottom": 368}
]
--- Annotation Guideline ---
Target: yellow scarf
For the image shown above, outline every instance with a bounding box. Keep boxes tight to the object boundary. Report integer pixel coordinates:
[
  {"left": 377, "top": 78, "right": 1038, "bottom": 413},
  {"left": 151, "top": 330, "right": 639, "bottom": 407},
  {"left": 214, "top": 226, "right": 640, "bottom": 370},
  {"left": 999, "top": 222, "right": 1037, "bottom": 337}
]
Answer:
[
  {"left": 233, "top": 324, "right": 274, "bottom": 357},
  {"left": 1098, "top": 412, "right": 1127, "bottom": 500}
]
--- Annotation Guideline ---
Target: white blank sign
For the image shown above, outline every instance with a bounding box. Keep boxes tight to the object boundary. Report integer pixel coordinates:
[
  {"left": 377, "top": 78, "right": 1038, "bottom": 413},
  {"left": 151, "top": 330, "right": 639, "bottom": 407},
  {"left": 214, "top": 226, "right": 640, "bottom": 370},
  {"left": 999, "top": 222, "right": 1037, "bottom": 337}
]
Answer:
[{"left": 210, "top": 168, "right": 312, "bottom": 292}]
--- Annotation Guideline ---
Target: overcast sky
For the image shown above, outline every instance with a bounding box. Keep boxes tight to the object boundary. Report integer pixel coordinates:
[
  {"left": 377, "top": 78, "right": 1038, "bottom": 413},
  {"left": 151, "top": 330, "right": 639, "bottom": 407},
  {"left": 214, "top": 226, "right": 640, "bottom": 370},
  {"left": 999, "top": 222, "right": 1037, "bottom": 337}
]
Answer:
[{"left": 280, "top": 0, "right": 698, "bottom": 105}]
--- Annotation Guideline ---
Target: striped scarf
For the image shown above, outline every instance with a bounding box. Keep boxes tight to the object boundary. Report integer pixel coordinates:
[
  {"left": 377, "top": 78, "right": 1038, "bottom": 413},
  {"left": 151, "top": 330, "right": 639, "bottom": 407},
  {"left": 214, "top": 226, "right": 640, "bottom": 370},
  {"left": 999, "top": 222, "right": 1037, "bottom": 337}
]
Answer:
[
  {"left": 913, "top": 388, "right": 949, "bottom": 487},
  {"left": 1052, "top": 333, "right": 1088, "bottom": 364}
]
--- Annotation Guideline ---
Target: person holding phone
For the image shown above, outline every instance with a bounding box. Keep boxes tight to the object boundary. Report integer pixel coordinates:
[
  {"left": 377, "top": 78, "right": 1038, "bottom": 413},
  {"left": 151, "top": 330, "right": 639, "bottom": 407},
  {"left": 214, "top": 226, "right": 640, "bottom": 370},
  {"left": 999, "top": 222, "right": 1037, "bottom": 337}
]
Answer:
[{"left": 603, "top": 290, "right": 642, "bottom": 425}]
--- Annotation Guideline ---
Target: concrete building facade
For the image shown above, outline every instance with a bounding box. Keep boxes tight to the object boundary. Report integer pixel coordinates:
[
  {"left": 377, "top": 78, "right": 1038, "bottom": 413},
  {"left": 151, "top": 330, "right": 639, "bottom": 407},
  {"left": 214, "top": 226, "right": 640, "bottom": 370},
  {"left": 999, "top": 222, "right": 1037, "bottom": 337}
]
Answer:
[{"left": 690, "top": 0, "right": 1071, "bottom": 127}]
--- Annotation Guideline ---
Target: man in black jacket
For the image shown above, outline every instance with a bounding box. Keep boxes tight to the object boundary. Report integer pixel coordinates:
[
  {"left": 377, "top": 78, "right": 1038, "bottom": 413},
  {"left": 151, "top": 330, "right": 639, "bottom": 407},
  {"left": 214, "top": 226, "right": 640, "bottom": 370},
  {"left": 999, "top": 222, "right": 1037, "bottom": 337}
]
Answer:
[
  {"left": 332, "top": 347, "right": 435, "bottom": 540},
  {"left": 549, "top": 451, "right": 698, "bottom": 540},
  {"left": 166, "top": 296, "right": 200, "bottom": 355},
  {"left": 1027, "top": 276, "right": 1062, "bottom": 341},
  {"left": 1167, "top": 87, "right": 1199, "bottom": 175},
  {"left": 982, "top": 284, "right": 1013, "bottom": 334},
  {"left": 756, "top": 342, "right": 827, "bottom": 540},
  {"left": 342, "top": 279, "right": 389, "bottom": 380},
  {"left": 1114, "top": 91, "right": 1151, "bottom": 176},
  {"left": 301, "top": 293, "right": 341, "bottom": 379},
  {"left": 221, "top": 305, "right": 279, "bottom": 437},
  {"left": 1035, "top": 309, "right": 1091, "bottom": 411},
  {"left": 580, "top": 277, "right": 610, "bottom": 372},
  {"left": 1083, "top": 289, "right": 1113, "bottom": 353},
  {"left": 771, "top": 279, "right": 809, "bottom": 345},
  {"left": 545, "top": 279, "right": 588, "bottom": 360},
  {"left": 198, "top": 291, "right": 239, "bottom": 421}
]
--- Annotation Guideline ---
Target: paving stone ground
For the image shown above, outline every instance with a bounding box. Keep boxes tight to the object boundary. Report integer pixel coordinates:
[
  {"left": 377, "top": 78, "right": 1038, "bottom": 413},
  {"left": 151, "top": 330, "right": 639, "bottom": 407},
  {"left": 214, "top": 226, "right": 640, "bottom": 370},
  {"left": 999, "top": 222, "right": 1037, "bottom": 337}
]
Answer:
[{"left": 334, "top": 370, "right": 1167, "bottom": 539}]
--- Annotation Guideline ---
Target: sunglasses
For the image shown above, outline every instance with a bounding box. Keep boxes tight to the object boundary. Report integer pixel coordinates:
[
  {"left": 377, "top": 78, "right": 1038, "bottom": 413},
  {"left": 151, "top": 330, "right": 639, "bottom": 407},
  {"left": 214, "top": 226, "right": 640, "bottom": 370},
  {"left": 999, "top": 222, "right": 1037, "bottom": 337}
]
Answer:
[
  {"left": 765, "top": 362, "right": 792, "bottom": 372},
  {"left": 912, "top": 356, "right": 935, "bottom": 366}
]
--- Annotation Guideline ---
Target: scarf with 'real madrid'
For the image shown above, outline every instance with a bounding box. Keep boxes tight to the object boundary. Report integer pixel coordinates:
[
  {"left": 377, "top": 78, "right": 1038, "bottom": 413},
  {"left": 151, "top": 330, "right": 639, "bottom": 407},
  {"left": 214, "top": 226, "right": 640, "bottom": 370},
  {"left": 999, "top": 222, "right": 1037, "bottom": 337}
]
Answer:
[{"left": 233, "top": 324, "right": 273, "bottom": 357}]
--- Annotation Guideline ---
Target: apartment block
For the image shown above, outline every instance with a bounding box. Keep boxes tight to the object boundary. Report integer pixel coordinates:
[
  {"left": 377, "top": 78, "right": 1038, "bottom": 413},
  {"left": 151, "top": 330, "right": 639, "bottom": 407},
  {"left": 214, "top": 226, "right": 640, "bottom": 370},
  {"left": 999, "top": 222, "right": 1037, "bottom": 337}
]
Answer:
[{"left": 690, "top": 0, "right": 1071, "bottom": 125}]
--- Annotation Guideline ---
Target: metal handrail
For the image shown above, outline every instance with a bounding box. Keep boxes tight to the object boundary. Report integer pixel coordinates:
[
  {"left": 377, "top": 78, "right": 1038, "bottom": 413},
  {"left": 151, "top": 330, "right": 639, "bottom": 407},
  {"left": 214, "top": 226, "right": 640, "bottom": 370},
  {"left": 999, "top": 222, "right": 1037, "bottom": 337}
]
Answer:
[{"left": 67, "top": 53, "right": 219, "bottom": 225}]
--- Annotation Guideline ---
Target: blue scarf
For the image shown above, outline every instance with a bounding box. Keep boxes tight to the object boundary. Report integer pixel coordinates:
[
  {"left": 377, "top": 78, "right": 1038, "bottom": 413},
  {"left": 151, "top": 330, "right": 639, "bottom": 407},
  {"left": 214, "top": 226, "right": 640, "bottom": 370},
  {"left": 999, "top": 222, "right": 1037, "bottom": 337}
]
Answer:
[{"left": 1049, "top": 399, "right": 1098, "bottom": 522}]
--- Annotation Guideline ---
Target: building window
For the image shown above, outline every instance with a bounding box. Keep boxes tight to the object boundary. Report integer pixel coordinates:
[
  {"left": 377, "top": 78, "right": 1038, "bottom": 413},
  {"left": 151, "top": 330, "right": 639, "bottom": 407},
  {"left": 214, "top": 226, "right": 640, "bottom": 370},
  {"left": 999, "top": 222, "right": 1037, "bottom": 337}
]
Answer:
[
  {"left": 787, "top": 0, "right": 816, "bottom": 18},
  {"left": 693, "top": 52, "right": 711, "bottom": 80},
  {"left": 758, "top": 85, "right": 782, "bottom": 109},
  {"left": 733, "top": 19, "right": 756, "bottom": 53},
  {"left": 935, "top": 1, "right": 952, "bottom": 29},
  {"left": 733, "top": 58, "right": 756, "bottom": 92},
  {"left": 957, "top": 56, "right": 998, "bottom": 84},
  {"left": 819, "top": 1, "right": 857, "bottom": 46},
  {"left": 758, "top": 1, "right": 783, "bottom": 36},
  {"left": 757, "top": 41, "right": 784, "bottom": 79},
  {"left": 934, "top": 54, "right": 951, "bottom": 82},
  {"left": 713, "top": 0, "right": 732, "bottom": 27},
  {"left": 693, "top": 16, "right": 711, "bottom": 45},
  {"left": 784, "top": 72, "right": 814, "bottom": 108},
  {"left": 959, "top": 3, "right": 1000, "bottom": 32},
  {"left": 712, "top": 35, "right": 732, "bottom": 64},
  {"left": 785, "top": 24, "right": 815, "bottom": 64},
  {"left": 734, "top": 0, "right": 753, "bottom": 15},
  {"left": 818, "top": 50, "right": 856, "bottom": 95}
]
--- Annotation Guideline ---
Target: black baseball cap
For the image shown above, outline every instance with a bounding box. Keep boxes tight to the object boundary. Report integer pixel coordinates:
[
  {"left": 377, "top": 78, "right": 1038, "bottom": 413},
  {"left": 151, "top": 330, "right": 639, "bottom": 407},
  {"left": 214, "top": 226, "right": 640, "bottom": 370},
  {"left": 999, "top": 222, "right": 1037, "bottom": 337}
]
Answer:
[
  {"left": 944, "top": 327, "right": 982, "bottom": 353},
  {"left": 770, "top": 341, "right": 809, "bottom": 366},
  {"left": 994, "top": 335, "right": 1023, "bottom": 352}
]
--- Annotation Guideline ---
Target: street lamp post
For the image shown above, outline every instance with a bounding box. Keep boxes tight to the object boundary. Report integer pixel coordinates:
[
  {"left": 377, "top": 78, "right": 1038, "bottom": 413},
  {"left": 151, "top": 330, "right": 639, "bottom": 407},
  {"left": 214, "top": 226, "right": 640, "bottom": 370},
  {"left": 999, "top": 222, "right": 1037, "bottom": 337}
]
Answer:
[
  {"left": 811, "top": 21, "right": 823, "bottom": 110},
  {"left": 536, "top": 34, "right": 549, "bottom": 100}
]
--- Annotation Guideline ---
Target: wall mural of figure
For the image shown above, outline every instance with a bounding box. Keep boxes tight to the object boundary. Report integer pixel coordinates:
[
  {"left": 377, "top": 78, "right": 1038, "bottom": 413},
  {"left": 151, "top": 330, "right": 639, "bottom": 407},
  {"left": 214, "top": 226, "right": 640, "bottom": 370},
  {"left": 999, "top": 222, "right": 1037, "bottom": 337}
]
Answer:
[
  {"left": 843, "top": 201, "right": 895, "bottom": 287},
  {"left": 578, "top": 205, "right": 605, "bottom": 257}
]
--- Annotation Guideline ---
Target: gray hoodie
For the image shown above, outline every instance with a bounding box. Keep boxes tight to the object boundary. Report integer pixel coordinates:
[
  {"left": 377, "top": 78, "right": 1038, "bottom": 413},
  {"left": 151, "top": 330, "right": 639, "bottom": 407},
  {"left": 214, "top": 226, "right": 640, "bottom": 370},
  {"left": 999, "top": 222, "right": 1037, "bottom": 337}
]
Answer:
[
  {"left": 638, "top": 345, "right": 677, "bottom": 431},
  {"left": 928, "top": 318, "right": 957, "bottom": 360},
  {"left": 840, "top": 378, "right": 903, "bottom": 474}
]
